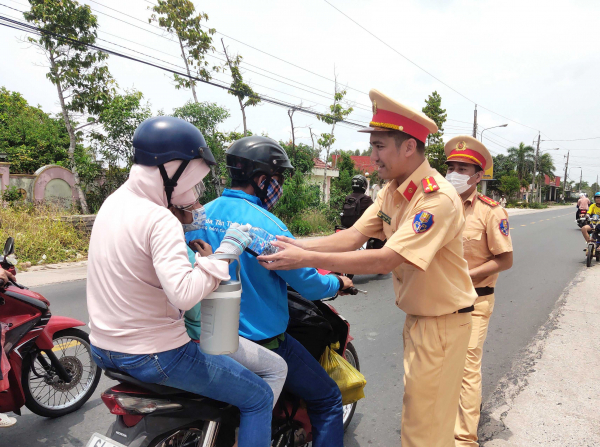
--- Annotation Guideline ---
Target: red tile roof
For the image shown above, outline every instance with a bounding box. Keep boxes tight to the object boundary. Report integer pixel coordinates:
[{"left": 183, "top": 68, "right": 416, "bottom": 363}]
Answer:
[{"left": 331, "top": 155, "right": 377, "bottom": 174}]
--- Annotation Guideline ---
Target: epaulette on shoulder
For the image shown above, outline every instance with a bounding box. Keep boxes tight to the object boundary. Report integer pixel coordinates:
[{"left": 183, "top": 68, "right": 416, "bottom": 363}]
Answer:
[
  {"left": 477, "top": 194, "right": 499, "bottom": 207},
  {"left": 421, "top": 176, "right": 440, "bottom": 194}
]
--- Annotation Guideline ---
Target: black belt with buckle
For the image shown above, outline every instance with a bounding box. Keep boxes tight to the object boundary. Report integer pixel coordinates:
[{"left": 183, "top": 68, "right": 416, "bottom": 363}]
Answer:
[
  {"left": 475, "top": 287, "right": 494, "bottom": 297},
  {"left": 457, "top": 305, "right": 474, "bottom": 313}
]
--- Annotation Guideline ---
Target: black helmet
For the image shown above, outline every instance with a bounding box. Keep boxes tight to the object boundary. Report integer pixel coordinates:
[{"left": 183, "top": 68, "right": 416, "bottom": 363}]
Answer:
[
  {"left": 351, "top": 174, "right": 368, "bottom": 192},
  {"left": 226, "top": 136, "right": 293, "bottom": 201},
  {"left": 132, "top": 116, "right": 216, "bottom": 207}
]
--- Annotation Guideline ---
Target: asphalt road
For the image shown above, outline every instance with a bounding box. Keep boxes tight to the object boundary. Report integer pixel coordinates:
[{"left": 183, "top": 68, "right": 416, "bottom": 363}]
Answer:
[{"left": 1, "top": 206, "right": 584, "bottom": 447}]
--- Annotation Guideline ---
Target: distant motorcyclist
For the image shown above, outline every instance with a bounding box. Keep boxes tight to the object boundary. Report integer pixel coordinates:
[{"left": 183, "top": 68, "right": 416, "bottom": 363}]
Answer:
[
  {"left": 577, "top": 193, "right": 591, "bottom": 220},
  {"left": 580, "top": 192, "right": 600, "bottom": 244},
  {"left": 340, "top": 175, "right": 373, "bottom": 228}
]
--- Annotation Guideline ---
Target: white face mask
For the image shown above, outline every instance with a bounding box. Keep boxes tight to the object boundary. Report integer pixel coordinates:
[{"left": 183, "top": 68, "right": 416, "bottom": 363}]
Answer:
[
  {"left": 445, "top": 171, "right": 477, "bottom": 194},
  {"left": 182, "top": 206, "right": 206, "bottom": 233}
]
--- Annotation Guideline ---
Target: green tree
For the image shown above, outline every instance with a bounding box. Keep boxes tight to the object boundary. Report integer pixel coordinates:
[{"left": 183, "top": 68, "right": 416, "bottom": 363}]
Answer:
[
  {"left": 317, "top": 80, "right": 353, "bottom": 202},
  {"left": 0, "top": 87, "right": 70, "bottom": 173},
  {"left": 499, "top": 174, "right": 520, "bottom": 199},
  {"left": 91, "top": 90, "right": 151, "bottom": 169},
  {"left": 149, "top": 0, "right": 216, "bottom": 103},
  {"left": 24, "top": 0, "right": 115, "bottom": 213},
  {"left": 280, "top": 141, "right": 315, "bottom": 174},
  {"left": 488, "top": 154, "right": 516, "bottom": 194},
  {"left": 361, "top": 147, "right": 372, "bottom": 156},
  {"left": 507, "top": 142, "right": 535, "bottom": 182},
  {"left": 422, "top": 91, "right": 447, "bottom": 174},
  {"left": 172, "top": 101, "right": 230, "bottom": 200},
  {"left": 222, "top": 40, "right": 260, "bottom": 136}
]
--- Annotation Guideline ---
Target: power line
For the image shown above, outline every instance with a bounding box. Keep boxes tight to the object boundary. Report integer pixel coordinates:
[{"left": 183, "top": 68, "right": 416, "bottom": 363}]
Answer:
[
  {"left": 80, "top": 1, "right": 376, "bottom": 114},
  {"left": 1, "top": 2, "right": 375, "bottom": 121},
  {"left": 321, "top": 0, "right": 543, "bottom": 133},
  {"left": 0, "top": 14, "right": 368, "bottom": 130}
]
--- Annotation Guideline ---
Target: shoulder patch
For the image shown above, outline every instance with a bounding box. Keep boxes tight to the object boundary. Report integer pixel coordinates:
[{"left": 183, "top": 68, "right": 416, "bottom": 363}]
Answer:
[
  {"left": 477, "top": 195, "right": 499, "bottom": 207},
  {"left": 413, "top": 210, "right": 435, "bottom": 234},
  {"left": 499, "top": 219, "right": 510, "bottom": 236},
  {"left": 421, "top": 176, "right": 439, "bottom": 194}
]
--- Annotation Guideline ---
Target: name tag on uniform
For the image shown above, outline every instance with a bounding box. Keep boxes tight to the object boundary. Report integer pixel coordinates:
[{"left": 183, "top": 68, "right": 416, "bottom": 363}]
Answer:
[{"left": 377, "top": 210, "right": 391, "bottom": 225}]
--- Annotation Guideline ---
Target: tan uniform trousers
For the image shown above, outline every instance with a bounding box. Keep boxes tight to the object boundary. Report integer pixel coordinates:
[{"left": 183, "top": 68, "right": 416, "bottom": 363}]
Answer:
[
  {"left": 454, "top": 294, "right": 495, "bottom": 447},
  {"left": 401, "top": 311, "right": 472, "bottom": 447}
]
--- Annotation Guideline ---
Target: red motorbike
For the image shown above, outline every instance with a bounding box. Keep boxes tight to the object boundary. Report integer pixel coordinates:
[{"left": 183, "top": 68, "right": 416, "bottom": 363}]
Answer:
[{"left": 0, "top": 237, "right": 101, "bottom": 418}]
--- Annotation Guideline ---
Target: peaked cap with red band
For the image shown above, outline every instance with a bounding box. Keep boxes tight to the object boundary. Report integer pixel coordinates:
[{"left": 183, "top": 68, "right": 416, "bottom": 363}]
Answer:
[
  {"left": 358, "top": 89, "right": 438, "bottom": 143},
  {"left": 444, "top": 135, "right": 493, "bottom": 171}
]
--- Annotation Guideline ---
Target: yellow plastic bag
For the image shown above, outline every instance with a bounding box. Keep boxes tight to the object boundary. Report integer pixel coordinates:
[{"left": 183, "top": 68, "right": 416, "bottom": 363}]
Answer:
[{"left": 319, "top": 342, "right": 366, "bottom": 405}]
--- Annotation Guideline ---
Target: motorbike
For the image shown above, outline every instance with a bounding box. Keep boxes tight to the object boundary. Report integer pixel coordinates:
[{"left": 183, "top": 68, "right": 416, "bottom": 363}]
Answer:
[
  {"left": 577, "top": 207, "right": 588, "bottom": 228},
  {"left": 585, "top": 214, "right": 600, "bottom": 267},
  {"left": 0, "top": 237, "right": 101, "bottom": 418},
  {"left": 88, "top": 282, "right": 360, "bottom": 447}
]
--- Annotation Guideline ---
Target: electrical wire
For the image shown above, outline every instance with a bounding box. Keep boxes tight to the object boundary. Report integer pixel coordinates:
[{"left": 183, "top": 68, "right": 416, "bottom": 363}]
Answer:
[
  {"left": 322, "top": 0, "right": 544, "bottom": 133},
  {"left": 0, "top": 14, "right": 367, "bottom": 130}
]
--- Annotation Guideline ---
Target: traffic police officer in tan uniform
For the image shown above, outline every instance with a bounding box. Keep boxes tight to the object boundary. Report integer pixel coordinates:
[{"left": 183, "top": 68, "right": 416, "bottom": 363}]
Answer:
[
  {"left": 444, "top": 136, "right": 513, "bottom": 447},
  {"left": 258, "top": 90, "right": 478, "bottom": 447}
]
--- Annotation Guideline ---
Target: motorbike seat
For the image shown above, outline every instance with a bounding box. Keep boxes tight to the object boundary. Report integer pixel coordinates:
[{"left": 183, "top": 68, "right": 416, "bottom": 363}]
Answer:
[{"left": 104, "top": 369, "right": 225, "bottom": 404}]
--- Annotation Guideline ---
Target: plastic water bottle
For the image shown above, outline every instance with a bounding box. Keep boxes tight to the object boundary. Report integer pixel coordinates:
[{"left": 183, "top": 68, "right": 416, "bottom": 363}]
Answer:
[
  {"left": 246, "top": 227, "right": 280, "bottom": 256},
  {"left": 199, "top": 253, "right": 241, "bottom": 355}
]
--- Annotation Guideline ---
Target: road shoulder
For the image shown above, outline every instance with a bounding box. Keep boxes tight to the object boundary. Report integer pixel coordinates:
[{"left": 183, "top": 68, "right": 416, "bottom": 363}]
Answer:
[
  {"left": 480, "top": 266, "right": 600, "bottom": 446},
  {"left": 17, "top": 261, "right": 88, "bottom": 288}
]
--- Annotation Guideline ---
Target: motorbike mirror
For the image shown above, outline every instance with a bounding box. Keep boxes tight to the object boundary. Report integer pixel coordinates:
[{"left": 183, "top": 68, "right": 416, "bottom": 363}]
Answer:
[{"left": 3, "top": 237, "right": 15, "bottom": 257}]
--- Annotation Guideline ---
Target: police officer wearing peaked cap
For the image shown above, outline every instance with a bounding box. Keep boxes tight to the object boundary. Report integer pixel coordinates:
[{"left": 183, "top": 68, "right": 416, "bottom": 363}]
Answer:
[
  {"left": 444, "top": 135, "right": 513, "bottom": 447},
  {"left": 258, "top": 89, "right": 478, "bottom": 447}
]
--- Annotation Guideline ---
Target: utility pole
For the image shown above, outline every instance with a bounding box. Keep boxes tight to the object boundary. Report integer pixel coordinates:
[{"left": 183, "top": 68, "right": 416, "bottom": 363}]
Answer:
[
  {"left": 579, "top": 169, "right": 583, "bottom": 194},
  {"left": 531, "top": 132, "right": 541, "bottom": 202},
  {"left": 472, "top": 104, "right": 477, "bottom": 138},
  {"left": 563, "top": 150, "right": 569, "bottom": 202}
]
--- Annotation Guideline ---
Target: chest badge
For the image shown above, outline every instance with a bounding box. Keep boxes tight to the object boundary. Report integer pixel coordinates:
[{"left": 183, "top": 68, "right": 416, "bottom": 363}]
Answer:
[
  {"left": 413, "top": 210, "right": 435, "bottom": 234},
  {"left": 377, "top": 210, "right": 392, "bottom": 225},
  {"left": 499, "top": 219, "right": 510, "bottom": 236}
]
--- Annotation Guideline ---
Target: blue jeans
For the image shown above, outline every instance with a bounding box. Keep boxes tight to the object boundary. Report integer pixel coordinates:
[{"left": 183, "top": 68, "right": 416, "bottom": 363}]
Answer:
[
  {"left": 91, "top": 341, "right": 273, "bottom": 447},
  {"left": 272, "top": 334, "right": 344, "bottom": 447}
]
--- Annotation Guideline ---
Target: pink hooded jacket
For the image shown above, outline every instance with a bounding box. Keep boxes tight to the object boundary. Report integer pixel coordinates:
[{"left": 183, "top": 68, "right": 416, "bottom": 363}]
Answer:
[{"left": 87, "top": 159, "right": 230, "bottom": 354}]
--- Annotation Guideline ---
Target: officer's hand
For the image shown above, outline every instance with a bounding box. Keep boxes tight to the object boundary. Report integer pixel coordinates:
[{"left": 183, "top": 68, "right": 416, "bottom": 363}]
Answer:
[
  {"left": 257, "top": 240, "right": 309, "bottom": 270},
  {"left": 189, "top": 239, "right": 213, "bottom": 257},
  {"left": 337, "top": 276, "right": 354, "bottom": 295},
  {"left": 275, "top": 235, "right": 305, "bottom": 249}
]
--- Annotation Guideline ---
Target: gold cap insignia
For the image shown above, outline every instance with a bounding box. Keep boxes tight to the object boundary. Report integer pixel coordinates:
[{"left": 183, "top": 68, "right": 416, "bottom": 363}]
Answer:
[
  {"left": 456, "top": 141, "right": 467, "bottom": 151},
  {"left": 372, "top": 100, "right": 377, "bottom": 115}
]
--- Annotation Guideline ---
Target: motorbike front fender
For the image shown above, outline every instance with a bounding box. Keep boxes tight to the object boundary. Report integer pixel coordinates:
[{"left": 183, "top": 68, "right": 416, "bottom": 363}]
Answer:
[{"left": 35, "top": 316, "right": 85, "bottom": 350}]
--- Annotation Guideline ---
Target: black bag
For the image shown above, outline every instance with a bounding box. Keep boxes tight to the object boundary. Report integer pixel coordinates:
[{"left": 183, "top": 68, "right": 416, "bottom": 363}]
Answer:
[
  {"left": 286, "top": 291, "right": 336, "bottom": 360},
  {"left": 341, "top": 195, "right": 361, "bottom": 228}
]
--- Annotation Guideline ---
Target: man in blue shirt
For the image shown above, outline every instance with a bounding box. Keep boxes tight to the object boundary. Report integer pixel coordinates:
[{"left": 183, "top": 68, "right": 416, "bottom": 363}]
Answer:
[{"left": 186, "top": 136, "right": 352, "bottom": 447}]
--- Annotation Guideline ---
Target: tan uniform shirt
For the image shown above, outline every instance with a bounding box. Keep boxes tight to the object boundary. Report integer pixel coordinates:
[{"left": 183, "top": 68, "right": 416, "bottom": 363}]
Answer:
[
  {"left": 463, "top": 190, "right": 513, "bottom": 288},
  {"left": 354, "top": 160, "right": 477, "bottom": 316}
]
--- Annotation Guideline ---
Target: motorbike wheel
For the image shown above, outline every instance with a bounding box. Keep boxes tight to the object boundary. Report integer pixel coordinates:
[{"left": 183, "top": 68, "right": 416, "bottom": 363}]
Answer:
[
  {"left": 149, "top": 427, "right": 206, "bottom": 447},
  {"left": 342, "top": 342, "right": 360, "bottom": 432},
  {"left": 595, "top": 247, "right": 600, "bottom": 262},
  {"left": 587, "top": 245, "right": 594, "bottom": 267},
  {"left": 22, "top": 328, "right": 101, "bottom": 418}
]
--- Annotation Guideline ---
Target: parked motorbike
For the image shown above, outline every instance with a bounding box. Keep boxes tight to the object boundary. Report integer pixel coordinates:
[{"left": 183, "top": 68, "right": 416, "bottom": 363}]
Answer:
[
  {"left": 0, "top": 237, "right": 101, "bottom": 418},
  {"left": 585, "top": 214, "right": 600, "bottom": 267},
  {"left": 89, "top": 282, "right": 360, "bottom": 447},
  {"left": 577, "top": 208, "right": 588, "bottom": 228}
]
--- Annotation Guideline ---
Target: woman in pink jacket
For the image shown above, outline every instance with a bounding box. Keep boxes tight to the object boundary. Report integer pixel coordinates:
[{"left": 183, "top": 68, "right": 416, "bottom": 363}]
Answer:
[{"left": 87, "top": 117, "right": 273, "bottom": 447}]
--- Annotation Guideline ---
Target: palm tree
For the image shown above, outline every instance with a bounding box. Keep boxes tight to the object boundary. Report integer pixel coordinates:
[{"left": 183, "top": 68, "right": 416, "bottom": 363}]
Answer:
[
  {"left": 537, "top": 153, "right": 556, "bottom": 181},
  {"left": 507, "top": 143, "right": 535, "bottom": 181}
]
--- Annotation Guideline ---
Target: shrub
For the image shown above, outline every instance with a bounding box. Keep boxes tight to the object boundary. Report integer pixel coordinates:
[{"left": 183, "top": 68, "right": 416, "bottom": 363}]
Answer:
[{"left": 0, "top": 203, "right": 89, "bottom": 266}]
